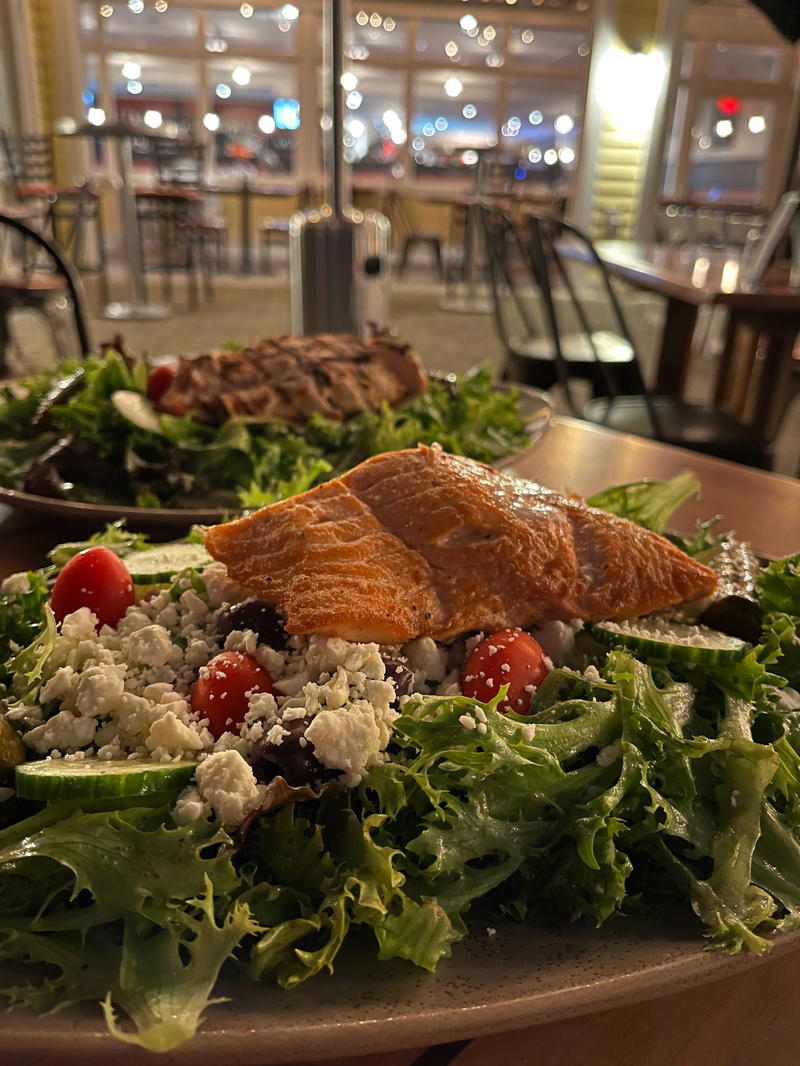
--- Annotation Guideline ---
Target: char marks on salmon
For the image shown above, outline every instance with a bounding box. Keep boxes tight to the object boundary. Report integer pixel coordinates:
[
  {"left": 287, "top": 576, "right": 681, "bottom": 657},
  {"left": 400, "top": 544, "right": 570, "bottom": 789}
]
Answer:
[
  {"left": 156, "top": 333, "right": 428, "bottom": 426},
  {"left": 204, "top": 446, "right": 718, "bottom": 643}
]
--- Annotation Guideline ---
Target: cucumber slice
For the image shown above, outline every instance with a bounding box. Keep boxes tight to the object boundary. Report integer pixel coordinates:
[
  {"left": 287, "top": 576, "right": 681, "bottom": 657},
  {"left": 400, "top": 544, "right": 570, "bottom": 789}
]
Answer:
[
  {"left": 16, "top": 757, "right": 196, "bottom": 802},
  {"left": 111, "top": 390, "right": 165, "bottom": 435},
  {"left": 123, "top": 542, "right": 212, "bottom": 583},
  {"left": 593, "top": 619, "right": 748, "bottom": 665}
]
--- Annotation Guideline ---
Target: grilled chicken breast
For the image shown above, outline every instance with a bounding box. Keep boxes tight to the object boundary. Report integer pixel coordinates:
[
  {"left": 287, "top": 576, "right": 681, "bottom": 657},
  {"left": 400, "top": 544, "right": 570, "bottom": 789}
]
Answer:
[
  {"left": 156, "top": 333, "right": 428, "bottom": 425},
  {"left": 204, "top": 446, "right": 717, "bottom": 643}
]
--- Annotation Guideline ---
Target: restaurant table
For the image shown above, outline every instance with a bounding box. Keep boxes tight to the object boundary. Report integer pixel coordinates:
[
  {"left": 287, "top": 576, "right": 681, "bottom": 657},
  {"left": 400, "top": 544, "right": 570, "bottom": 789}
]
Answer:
[
  {"left": 60, "top": 122, "right": 183, "bottom": 321},
  {"left": 566, "top": 240, "right": 800, "bottom": 403},
  {"left": 205, "top": 180, "right": 301, "bottom": 275},
  {"left": 0, "top": 417, "right": 798, "bottom": 1066}
]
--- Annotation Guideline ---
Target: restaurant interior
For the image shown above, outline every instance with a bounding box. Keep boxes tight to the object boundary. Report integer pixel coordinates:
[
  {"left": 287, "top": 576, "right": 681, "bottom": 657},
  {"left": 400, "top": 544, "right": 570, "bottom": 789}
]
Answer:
[
  {"left": 0, "top": 0, "right": 798, "bottom": 479},
  {"left": 2, "top": 5, "right": 800, "bottom": 1066}
]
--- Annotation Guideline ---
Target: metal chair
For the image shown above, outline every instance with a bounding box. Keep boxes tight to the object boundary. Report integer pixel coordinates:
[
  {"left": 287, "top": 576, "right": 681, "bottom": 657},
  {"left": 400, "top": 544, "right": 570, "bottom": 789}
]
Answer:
[
  {"left": 384, "top": 190, "right": 444, "bottom": 280},
  {"left": 481, "top": 201, "right": 639, "bottom": 399},
  {"left": 0, "top": 208, "right": 91, "bottom": 372},
  {"left": 522, "top": 210, "right": 774, "bottom": 469},
  {"left": 0, "top": 130, "right": 108, "bottom": 302}
]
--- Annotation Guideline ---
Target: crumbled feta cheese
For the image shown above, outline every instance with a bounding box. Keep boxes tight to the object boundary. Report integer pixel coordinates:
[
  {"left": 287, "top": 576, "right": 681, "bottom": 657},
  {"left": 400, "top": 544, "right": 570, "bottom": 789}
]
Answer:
[
  {"left": 459, "top": 713, "right": 477, "bottom": 731},
  {"left": 172, "top": 785, "right": 212, "bottom": 826},
  {"left": 520, "top": 722, "right": 537, "bottom": 743},
  {"left": 123, "top": 624, "right": 177, "bottom": 668},
  {"left": 40, "top": 666, "right": 77, "bottom": 704},
  {"left": 194, "top": 750, "right": 263, "bottom": 826},
  {"left": 145, "top": 711, "right": 206, "bottom": 759},
  {"left": 24, "top": 711, "right": 97, "bottom": 754},
  {"left": 59, "top": 607, "right": 98, "bottom": 643},
  {"left": 74, "top": 664, "right": 126, "bottom": 717},
  {"left": 533, "top": 620, "right": 583, "bottom": 667},
  {"left": 306, "top": 706, "right": 384, "bottom": 786},
  {"left": 403, "top": 637, "right": 448, "bottom": 686}
]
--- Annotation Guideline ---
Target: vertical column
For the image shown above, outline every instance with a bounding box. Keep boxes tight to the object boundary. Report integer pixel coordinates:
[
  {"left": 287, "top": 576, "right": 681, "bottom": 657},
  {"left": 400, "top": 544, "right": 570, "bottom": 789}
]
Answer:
[
  {"left": 573, "top": 0, "right": 686, "bottom": 239},
  {"left": 296, "top": 6, "right": 320, "bottom": 189}
]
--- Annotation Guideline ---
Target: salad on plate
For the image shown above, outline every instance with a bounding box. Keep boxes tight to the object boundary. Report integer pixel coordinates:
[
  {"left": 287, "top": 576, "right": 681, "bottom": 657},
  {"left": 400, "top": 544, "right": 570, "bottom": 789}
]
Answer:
[
  {"left": 0, "top": 449, "right": 796, "bottom": 1053},
  {"left": 0, "top": 334, "right": 532, "bottom": 512}
]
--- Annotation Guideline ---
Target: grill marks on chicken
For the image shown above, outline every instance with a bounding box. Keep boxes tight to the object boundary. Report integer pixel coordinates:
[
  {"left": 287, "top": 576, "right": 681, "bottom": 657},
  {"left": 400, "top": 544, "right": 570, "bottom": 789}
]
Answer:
[
  {"left": 155, "top": 333, "right": 428, "bottom": 426},
  {"left": 204, "top": 446, "right": 718, "bottom": 643}
]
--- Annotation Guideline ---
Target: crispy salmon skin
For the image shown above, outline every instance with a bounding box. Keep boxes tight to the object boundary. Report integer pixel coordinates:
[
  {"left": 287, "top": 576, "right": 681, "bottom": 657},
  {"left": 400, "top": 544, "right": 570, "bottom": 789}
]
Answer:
[{"left": 204, "top": 446, "right": 717, "bottom": 643}]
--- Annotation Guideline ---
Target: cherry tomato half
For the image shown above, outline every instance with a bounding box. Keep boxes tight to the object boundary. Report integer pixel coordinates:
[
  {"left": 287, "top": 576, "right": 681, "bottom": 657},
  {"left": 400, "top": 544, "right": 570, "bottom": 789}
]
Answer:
[
  {"left": 50, "top": 546, "right": 135, "bottom": 629},
  {"left": 190, "top": 651, "right": 276, "bottom": 738},
  {"left": 461, "top": 629, "right": 549, "bottom": 714},
  {"left": 146, "top": 363, "right": 176, "bottom": 404}
]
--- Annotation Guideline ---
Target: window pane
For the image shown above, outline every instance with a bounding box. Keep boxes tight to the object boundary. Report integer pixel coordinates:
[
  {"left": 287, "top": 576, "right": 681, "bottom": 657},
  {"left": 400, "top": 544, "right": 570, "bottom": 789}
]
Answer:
[
  {"left": 111, "top": 55, "right": 199, "bottom": 175},
  {"left": 507, "top": 26, "right": 589, "bottom": 72},
  {"left": 411, "top": 68, "right": 497, "bottom": 183},
  {"left": 687, "top": 97, "right": 775, "bottom": 204},
  {"left": 207, "top": 58, "right": 296, "bottom": 177},
  {"left": 707, "top": 44, "right": 781, "bottom": 83},
  {"left": 347, "top": 11, "right": 407, "bottom": 61},
  {"left": 102, "top": 5, "right": 198, "bottom": 49},
  {"left": 339, "top": 66, "right": 406, "bottom": 178},
  {"left": 415, "top": 17, "right": 504, "bottom": 69},
  {"left": 205, "top": 8, "right": 297, "bottom": 57},
  {"left": 500, "top": 77, "right": 581, "bottom": 192}
]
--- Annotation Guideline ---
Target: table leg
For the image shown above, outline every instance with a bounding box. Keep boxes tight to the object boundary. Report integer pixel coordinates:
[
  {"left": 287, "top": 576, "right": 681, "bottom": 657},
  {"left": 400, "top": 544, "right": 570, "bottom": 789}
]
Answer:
[
  {"left": 654, "top": 298, "right": 699, "bottom": 397},
  {"left": 439, "top": 202, "right": 493, "bottom": 315},
  {"left": 240, "top": 179, "right": 252, "bottom": 275},
  {"left": 102, "top": 138, "right": 169, "bottom": 321}
]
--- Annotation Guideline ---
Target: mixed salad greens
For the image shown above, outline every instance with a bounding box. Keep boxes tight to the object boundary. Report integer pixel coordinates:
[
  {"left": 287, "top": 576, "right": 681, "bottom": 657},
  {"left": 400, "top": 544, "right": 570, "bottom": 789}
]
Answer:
[
  {"left": 0, "top": 477, "right": 796, "bottom": 1052},
  {"left": 0, "top": 350, "right": 530, "bottom": 510}
]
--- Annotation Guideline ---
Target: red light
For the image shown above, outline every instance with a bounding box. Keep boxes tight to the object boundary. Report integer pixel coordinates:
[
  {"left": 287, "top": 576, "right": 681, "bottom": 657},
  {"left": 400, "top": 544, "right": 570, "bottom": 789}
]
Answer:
[{"left": 716, "top": 96, "right": 741, "bottom": 116}]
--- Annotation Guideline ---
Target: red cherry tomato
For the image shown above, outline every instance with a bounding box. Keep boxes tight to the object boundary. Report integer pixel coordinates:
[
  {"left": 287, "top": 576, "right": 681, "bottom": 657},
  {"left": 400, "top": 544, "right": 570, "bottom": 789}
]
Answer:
[
  {"left": 461, "top": 629, "right": 549, "bottom": 715},
  {"left": 50, "top": 546, "right": 135, "bottom": 629},
  {"left": 191, "top": 651, "right": 276, "bottom": 738},
  {"left": 146, "top": 363, "right": 176, "bottom": 403}
]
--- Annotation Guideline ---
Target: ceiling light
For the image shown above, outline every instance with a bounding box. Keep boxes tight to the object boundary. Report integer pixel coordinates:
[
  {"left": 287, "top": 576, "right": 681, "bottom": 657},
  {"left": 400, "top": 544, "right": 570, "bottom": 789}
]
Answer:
[
  {"left": 444, "top": 76, "right": 463, "bottom": 98},
  {"left": 144, "top": 109, "right": 162, "bottom": 129},
  {"left": 280, "top": 3, "right": 299, "bottom": 18},
  {"left": 128, "top": 0, "right": 144, "bottom": 12},
  {"left": 461, "top": 149, "right": 479, "bottom": 165},
  {"left": 544, "top": 149, "right": 558, "bottom": 165},
  {"left": 459, "top": 13, "right": 478, "bottom": 31},
  {"left": 715, "top": 118, "right": 733, "bottom": 138},
  {"left": 462, "top": 103, "right": 477, "bottom": 118},
  {"left": 483, "top": 25, "right": 496, "bottom": 40},
  {"left": 382, "top": 109, "right": 402, "bottom": 129},
  {"left": 528, "top": 147, "right": 542, "bottom": 163},
  {"left": 232, "top": 65, "right": 251, "bottom": 86},
  {"left": 99, "top": 4, "right": 113, "bottom": 16},
  {"left": 521, "top": 29, "right": 534, "bottom": 43},
  {"left": 748, "top": 114, "right": 766, "bottom": 134},
  {"left": 558, "top": 146, "right": 575, "bottom": 164},
  {"left": 126, "top": 80, "right": 143, "bottom": 94},
  {"left": 154, "top": 0, "right": 168, "bottom": 10},
  {"left": 383, "top": 16, "right": 395, "bottom": 30},
  {"left": 529, "top": 109, "right": 543, "bottom": 125},
  {"left": 258, "top": 114, "right": 276, "bottom": 133},
  {"left": 434, "top": 116, "right": 448, "bottom": 132},
  {"left": 390, "top": 128, "right": 407, "bottom": 145},
  {"left": 240, "top": 2, "right": 253, "bottom": 17},
  {"left": 340, "top": 72, "right": 358, "bottom": 91},
  {"left": 203, "top": 112, "right": 220, "bottom": 131},
  {"left": 355, "top": 10, "right": 368, "bottom": 25},
  {"left": 87, "top": 107, "right": 106, "bottom": 126},
  {"left": 445, "top": 41, "right": 459, "bottom": 58},
  {"left": 369, "top": 12, "right": 382, "bottom": 27},
  {"left": 348, "top": 118, "right": 366, "bottom": 138},
  {"left": 121, "top": 61, "right": 140, "bottom": 80},
  {"left": 554, "top": 113, "right": 574, "bottom": 134},
  {"left": 346, "top": 91, "right": 363, "bottom": 110}
]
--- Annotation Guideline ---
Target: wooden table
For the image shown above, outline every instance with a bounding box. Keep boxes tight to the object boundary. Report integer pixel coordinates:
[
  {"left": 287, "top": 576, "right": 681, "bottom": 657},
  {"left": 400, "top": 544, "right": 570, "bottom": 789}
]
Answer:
[
  {"left": 0, "top": 417, "right": 798, "bottom": 1066},
  {"left": 575, "top": 240, "right": 800, "bottom": 404}
]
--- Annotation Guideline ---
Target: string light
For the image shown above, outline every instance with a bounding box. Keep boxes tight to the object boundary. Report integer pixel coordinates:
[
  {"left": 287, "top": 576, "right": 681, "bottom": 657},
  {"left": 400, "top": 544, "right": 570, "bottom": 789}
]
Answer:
[
  {"left": 215, "top": 83, "right": 232, "bottom": 99},
  {"left": 232, "top": 65, "right": 251, "bottom": 85},
  {"left": 203, "top": 112, "right": 220, "bottom": 131},
  {"left": 240, "top": 2, "right": 253, "bottom": 17},
  {"left": 99, "top": 4, "right": 113, "bottom": 16},
  {"left": 340, "top": 72, "right": 358, "bottom": 91},
  {"left": 444, "top": 76, "right": 463, "bottom": 98},
  {"left": 154, "top": 0, "right": 168, "bottom": 11},
  {"left": 144, "top": 109, "right": 162, "bottom": 129},
  {"left": 258, "top": 114, "right": 276, "bottom": 133},
  {"left": 128, "top": 0, "right": 144, "bottom": 12}
]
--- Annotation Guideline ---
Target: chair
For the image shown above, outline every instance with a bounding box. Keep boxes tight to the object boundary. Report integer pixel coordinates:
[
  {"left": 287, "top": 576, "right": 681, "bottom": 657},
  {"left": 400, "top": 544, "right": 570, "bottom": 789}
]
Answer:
[
  {"left": 0, "top": 130, "right": 108, "bottom": 302},
  {"left": 522, "top": 210, "right": 773, "bottom": 469},
  {"left": 136, "top": 188, "right": 215, "bottom": 308},
  {"left": 0, "top": 208, "right": 91, "bottom": 373},
  {"left": 384, "top": 190, "right": 444, "bottom": 280},
  {"left": 481, "top": 201, "right": 639, "bottom": 399}
]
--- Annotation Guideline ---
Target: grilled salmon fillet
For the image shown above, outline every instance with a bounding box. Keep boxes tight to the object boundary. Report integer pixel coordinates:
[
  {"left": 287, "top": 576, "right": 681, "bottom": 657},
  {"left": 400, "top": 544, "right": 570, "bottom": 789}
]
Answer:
[{"left": 204, "top": 446, "right": 717, "bottom": 643}]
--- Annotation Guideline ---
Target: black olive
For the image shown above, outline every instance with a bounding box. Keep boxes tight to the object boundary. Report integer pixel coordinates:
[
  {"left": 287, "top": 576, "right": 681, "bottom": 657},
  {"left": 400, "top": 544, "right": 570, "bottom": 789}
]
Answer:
[
  {"left": 697, "top": 596, "right": 763, "bottom": 644},
  {"left": 23, "top": 460, "right": 72, "bottom": 499},
  {"left": 381, "top": 655, "right": 413, "bottom": 704},
  {"left": 249, "top": 718, "right": 328, "bottom": 787},
  {"left": 216, "top": 598, "right": 289, "bottom": 649}
]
